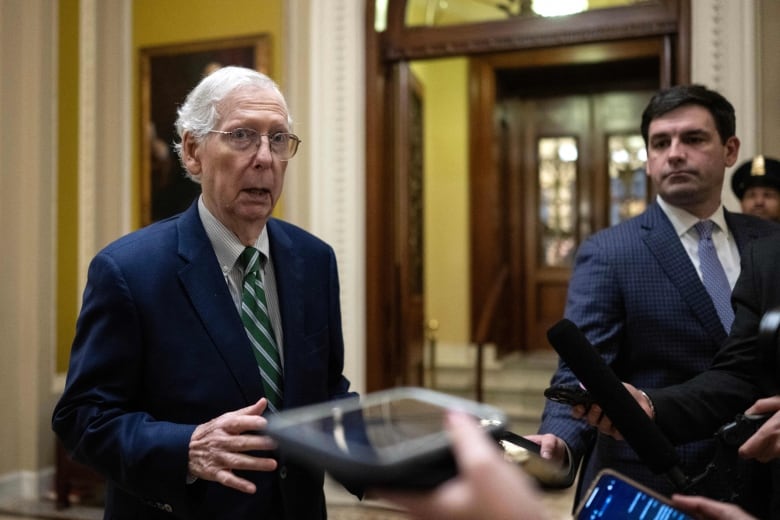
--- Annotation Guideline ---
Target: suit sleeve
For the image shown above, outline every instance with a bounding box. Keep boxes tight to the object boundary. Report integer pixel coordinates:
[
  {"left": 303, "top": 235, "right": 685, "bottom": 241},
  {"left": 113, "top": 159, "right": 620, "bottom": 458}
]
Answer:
[
  {"left": 537, "top": 236, "right": 625, "bottom": 479},
  {"left": 52, "top": 252, "right": 196, "bottom": 511},
  {"left": 649, "top": 239, "right": 778, "bottom": 443}
]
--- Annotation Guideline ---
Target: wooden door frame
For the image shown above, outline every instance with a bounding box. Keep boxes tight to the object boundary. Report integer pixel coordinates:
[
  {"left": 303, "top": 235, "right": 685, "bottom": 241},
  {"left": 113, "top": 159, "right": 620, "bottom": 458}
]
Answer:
[
  {"left": 469, "top": 39, "right": 670, "bottom": 354},
  {"left": 364, "top": 0, "right": 691, "bottom": 391}
]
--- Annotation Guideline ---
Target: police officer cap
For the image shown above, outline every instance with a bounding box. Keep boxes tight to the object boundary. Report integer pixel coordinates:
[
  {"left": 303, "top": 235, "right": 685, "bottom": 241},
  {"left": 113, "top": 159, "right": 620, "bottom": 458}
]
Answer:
[{"left": 731, "top": 155, "right": 780, "bottom": 199}]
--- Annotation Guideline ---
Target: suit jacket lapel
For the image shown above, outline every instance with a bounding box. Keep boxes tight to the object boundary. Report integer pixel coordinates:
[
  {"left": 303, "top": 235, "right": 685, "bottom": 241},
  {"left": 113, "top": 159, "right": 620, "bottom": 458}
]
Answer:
[
  {"left": 175, "top": 203, "right": 265, "bottom": 403},
  {"left": 641, "top": 203, "right": 728, "bottom": 343},
  {"left": 266, "top": 219, "right": 304, "bottom": 405}
]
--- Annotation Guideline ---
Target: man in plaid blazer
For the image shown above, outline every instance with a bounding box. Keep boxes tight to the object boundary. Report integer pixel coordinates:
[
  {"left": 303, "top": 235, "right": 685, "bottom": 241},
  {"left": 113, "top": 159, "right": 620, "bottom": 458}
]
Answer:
[{"left": 530, "top": 85, "right": 780, "bottom": 512}]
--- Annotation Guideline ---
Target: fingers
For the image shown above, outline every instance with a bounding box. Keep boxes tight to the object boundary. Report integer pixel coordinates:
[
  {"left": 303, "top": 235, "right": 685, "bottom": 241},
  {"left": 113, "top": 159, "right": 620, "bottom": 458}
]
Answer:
[
  {"left": 527, "top": 433, "right": 566, "bottom": 465},
  {"left": 193, "top": 398, "right": 270, "bottom": 437},
  {"left": 187, "top": 398, "right": 278, "bottom": 494},
  {"left": 573, "top": 403, "right": 623, "bottom": 440},
  {"left": 624, "top": 384, "right": 654, "bottom": 419},
  {"left": 571, "top": 403, "right": 590, "bottom": 419},
  {"left": 739, "top": 411, "right": 780, "bottom": 462},
  {"left": 741, "top": 396, "right": 780, "bottom": 462},
  {"left": 745, "top": 395, "right": 780, "bottom": 416}
]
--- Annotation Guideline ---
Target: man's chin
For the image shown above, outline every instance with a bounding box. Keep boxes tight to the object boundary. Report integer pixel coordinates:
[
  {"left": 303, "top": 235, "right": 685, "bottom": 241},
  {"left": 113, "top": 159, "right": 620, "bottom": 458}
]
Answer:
[{"left": 660, "top": 186, "right": 699, "bottom": 205}]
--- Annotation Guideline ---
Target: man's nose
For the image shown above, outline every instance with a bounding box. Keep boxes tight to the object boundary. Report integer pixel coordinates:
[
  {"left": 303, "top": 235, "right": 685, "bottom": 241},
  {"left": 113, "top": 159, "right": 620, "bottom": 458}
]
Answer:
[
  {"left": 667, "top": 139, "right": 685, "bottom": 160},
  {"left": 251, "top": 136, "right": 273, "bottom": 167}
]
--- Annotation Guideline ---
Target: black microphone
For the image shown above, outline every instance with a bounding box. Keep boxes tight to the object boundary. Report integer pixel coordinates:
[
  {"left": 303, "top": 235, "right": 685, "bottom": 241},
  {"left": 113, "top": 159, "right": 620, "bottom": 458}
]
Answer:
[
  {"left": 758, "top": 307, "right": 780, "bottom": 350},
  {"left": 547, "top": 318, "right": 689, "bottom": 490}
]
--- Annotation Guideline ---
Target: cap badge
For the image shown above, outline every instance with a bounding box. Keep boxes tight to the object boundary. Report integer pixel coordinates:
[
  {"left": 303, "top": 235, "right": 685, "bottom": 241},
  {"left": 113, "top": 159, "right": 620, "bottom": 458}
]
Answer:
[{"left": 750, "top": 155, "right": 766, "bottom": 177}]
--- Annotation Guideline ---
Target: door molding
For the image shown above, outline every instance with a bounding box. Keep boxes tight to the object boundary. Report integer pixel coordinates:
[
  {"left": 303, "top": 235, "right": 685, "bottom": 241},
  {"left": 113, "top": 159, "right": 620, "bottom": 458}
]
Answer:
[{"left": 365, "top": 0, "right": 691, "bottom": 391}]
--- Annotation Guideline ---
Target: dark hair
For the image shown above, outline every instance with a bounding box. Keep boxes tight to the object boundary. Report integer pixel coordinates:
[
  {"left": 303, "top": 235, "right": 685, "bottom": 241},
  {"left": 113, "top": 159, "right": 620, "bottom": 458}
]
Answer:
[{"left": 640, "top": 84, "right": 736, "bottom": 145}]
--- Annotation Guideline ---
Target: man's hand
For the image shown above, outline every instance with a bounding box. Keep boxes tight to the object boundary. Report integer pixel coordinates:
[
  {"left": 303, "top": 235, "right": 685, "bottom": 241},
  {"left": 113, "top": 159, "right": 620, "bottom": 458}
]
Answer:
[
  {"left": 188, "top": 398, "right": 278, "bottom": 494},
  {"left": 739, "top": 395, "right": 780, "bottom": 462},
  {"left": 524, "top": 433, "right": 569, "bottom": 467},
  {"left": 571, "top": 383, "right": 654, "bottom": 440}
]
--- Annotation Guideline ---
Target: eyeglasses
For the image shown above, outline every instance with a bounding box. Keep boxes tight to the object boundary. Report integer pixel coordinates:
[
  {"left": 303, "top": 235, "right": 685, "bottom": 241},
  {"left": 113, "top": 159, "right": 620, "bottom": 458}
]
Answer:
[{"left": 208, "top": 128, "right": 301, "bottom": 161}]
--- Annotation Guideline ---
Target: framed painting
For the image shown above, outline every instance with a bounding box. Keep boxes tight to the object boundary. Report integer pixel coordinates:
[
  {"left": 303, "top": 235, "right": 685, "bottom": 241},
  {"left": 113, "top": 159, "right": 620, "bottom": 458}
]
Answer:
[{"left": 139, "top": 35, "right": 271, "bottom": 225}]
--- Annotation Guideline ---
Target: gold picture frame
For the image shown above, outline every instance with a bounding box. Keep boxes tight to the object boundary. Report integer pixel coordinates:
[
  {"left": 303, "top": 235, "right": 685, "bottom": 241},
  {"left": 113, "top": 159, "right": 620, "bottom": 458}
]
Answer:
[{"left": 139, "top": 35, "right": 271, "bottom": 226}]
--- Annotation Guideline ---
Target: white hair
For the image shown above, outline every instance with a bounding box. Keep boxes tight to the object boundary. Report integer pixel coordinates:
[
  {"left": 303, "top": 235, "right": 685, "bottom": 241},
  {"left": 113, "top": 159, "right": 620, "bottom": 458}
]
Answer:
[{"left": 173, "top": 66, "right": 292, "bottom": 179}]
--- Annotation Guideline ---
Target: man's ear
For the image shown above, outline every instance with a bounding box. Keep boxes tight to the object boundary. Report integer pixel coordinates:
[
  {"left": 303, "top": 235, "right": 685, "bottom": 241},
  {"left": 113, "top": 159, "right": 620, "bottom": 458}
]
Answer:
[
  {"left": 724, "top": 135, "right": 741, "bottom": 167},
  {"left": 181, "top": 132, "right": 203, "bottom": 177}
]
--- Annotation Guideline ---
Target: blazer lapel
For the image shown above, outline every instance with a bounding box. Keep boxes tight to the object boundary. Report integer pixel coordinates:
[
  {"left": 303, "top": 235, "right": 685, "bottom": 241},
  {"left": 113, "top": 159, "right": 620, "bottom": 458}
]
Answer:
[
  {"left": 267, "top": 219, "right": 305, "bottom": 407},
  {"left": 641, "top": 203, "right": 728, "bottom": 343},
  {"left": 175, "top": 204, "right": 265, "bottom": 403}
]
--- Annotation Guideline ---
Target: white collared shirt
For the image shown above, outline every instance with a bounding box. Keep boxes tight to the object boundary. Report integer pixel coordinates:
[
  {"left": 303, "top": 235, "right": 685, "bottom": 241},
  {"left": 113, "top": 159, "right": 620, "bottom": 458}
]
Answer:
[
  {"left": 656, "top": 195, "right": 740, "bottom": 289},
  {"left": 197, "top": 196, "right": 284, "bottom": 362}
]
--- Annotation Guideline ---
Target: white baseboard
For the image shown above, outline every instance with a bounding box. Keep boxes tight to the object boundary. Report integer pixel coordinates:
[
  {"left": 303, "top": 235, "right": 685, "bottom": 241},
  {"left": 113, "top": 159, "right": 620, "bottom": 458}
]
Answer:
[{"left": 0, "top": 467, "right": 53, "bottom": 501}]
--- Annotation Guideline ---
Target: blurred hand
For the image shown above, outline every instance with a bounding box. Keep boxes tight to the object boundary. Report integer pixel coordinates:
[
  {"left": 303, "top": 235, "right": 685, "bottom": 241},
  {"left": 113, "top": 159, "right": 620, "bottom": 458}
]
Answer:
[
  {"left": 740, "top": 395, "right": 780, "bottom": 462},
  {"left": 670, "top": 494, "right": 757, "bottom": 520},
  {"left": 376, "top": 412, "right": 548, "bottom": 520},
  {"left": 188, "top": 398, "right": 278, "bottom": 494}
]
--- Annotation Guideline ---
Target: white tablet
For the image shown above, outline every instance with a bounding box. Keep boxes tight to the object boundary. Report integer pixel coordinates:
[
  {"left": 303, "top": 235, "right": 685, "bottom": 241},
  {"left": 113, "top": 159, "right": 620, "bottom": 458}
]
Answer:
[{"left": 266, "top": 386, "right": 508, "bottom": 489}]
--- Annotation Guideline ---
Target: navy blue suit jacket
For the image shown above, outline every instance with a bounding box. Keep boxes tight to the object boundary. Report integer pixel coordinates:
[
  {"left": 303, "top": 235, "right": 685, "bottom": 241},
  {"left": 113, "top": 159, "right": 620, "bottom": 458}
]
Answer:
[
  {"left": 52, "top": 202, "right": 357, "bottom": 519},
  {"left": 538, "top": 202, "right": 780, "bottom": 500}
]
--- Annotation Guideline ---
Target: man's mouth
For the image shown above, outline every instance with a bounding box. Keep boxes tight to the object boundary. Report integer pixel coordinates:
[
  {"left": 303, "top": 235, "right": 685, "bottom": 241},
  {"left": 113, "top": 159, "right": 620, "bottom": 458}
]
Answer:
[
  {"left": 244, "top": 188, "right": 270, "bottom": 196},
  {"left": 664, "top": 170, "right": 695, "bottom": 180}
]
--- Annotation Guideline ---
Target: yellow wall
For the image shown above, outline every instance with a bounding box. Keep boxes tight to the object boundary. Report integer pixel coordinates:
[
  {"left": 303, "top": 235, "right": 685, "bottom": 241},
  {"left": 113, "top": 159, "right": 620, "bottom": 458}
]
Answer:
[
  {"left": 56, "top": 0, "right": 285, "bottom": 371},
  {"left": 132, "top": 0, "right": 285, "bottom": 225},
  {"left": 411, "top": 58, "right": 470, "bottom": 345},
  {"left": 56, "top": 0, "right": 80, "bottom": 373}
]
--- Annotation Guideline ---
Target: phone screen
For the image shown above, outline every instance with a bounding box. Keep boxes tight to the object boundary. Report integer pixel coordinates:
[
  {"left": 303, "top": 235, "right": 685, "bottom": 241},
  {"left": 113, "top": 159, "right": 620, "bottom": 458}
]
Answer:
[{"left": 576, "top": 470, "right": 694, "bottom": 520}]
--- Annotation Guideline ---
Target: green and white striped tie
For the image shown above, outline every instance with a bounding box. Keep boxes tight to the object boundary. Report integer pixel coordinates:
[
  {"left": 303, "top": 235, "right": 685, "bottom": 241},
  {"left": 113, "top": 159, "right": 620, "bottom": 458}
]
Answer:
[{"left": 239, "top": 247, "right": 283, "bottom": 412}]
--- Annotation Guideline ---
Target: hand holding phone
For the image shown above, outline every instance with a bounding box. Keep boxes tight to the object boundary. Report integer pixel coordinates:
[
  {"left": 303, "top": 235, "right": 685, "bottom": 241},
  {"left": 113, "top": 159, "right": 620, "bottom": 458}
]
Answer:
[{"left": 576, "top": 469, "right": 694, "bottom": 519}]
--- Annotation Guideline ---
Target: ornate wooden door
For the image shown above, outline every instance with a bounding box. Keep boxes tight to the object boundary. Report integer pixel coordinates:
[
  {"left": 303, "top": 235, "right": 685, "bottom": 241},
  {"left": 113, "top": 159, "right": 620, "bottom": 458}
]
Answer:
[{"left": 469, "top": 47, "right": 659, "bottom": 354}]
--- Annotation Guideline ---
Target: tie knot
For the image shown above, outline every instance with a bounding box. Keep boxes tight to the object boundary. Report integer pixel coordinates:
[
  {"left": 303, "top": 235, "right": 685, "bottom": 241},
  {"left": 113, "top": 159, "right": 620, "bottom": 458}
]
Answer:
[
  {"left": 239, "top": 247, "right": 263, "bottom": 275},
  {"left": 694, "top": 220, "right": 715, "bottom": 240}
]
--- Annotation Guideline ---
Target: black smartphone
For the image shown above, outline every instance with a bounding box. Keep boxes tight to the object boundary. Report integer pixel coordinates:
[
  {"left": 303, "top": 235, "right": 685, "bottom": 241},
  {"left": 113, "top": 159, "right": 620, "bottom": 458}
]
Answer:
[
  {"left": 265, "top": 387, "right": 508, "bottom": 489},
  {"left": 575, "top": 469, "right": 694, "bottom": 519},
  {"left": 544, "top": 385, "right": 594, "bottom": 408}
]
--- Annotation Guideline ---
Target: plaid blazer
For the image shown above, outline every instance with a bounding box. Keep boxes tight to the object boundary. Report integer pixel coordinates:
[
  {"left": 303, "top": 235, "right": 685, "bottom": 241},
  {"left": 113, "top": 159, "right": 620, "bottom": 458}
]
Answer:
[{"left": 538, "top": 202, "right": 780, "bottom": 501}]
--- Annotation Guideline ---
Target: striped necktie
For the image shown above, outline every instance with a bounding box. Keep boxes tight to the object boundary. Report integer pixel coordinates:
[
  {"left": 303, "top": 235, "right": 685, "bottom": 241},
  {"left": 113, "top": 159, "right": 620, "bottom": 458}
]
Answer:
[
  {"left": 694, "top": 220, "right": 735, "bottom": 332},
  {"left": 238, "top": 247, "right": 283, "bottom": 412}
]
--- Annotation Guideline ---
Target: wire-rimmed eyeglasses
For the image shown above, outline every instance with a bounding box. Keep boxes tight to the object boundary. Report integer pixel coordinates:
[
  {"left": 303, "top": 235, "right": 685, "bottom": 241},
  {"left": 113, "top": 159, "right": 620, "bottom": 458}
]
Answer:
[{"left": 208, "top": 128, "right": 301, "bottom": 161}]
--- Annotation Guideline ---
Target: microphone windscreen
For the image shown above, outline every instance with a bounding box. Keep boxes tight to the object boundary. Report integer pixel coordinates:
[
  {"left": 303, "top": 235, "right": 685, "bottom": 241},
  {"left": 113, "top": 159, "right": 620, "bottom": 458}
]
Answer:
[{"left": 547, "top": 319, "right": 681, "bottom": 476}]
